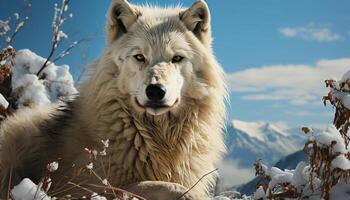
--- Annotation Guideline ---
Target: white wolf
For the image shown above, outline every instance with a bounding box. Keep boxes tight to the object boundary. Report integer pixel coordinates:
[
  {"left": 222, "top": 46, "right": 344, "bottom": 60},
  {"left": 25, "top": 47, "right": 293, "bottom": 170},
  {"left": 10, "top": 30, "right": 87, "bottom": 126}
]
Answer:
[{"left": 0, "top": 0, "right": 227, "bottom": 199}]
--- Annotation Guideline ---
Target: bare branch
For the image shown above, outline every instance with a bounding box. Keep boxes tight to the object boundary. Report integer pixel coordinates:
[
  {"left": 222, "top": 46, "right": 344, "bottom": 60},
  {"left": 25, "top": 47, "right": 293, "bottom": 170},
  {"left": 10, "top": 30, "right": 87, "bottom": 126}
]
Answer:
[
  {"left": 0, "top": 0, "right": 32, "bottom": 47},
  {"left": 37, "top": 0, "right": 72, "bottom": 77},
  {"left": 176, "top": 168, "right": 218, "bottom": 200},
  {"left": 52, "top": 36, "right": 94, "bottom": 63}
]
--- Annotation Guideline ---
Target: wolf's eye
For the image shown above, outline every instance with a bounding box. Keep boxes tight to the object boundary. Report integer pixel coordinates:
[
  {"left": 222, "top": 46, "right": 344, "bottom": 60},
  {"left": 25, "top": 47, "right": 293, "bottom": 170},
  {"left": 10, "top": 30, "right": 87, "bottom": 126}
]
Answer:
[
  {"left": 134, "top": 54, "right": 146, "bottom": 63},
  {"left": 172, "top": 55, "right": 184, "bottom": 63}
]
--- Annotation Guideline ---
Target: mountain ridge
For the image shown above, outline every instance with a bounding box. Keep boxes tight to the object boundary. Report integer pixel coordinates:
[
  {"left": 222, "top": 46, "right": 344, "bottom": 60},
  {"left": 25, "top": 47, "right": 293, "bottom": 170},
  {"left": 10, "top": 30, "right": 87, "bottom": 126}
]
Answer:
[
  {"left": 219, "top": 119, "right": 329, "bottom": 188},
  {"left": 224, "top": 119, "right": 307, "bottom": 168}
]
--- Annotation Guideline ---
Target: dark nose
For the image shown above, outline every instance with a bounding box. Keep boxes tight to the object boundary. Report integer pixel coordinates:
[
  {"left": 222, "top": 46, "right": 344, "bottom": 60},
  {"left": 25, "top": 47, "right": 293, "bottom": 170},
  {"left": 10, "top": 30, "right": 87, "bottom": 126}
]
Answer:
[{"left": 146, "top": 84, "right": 166, "bottom": 101}]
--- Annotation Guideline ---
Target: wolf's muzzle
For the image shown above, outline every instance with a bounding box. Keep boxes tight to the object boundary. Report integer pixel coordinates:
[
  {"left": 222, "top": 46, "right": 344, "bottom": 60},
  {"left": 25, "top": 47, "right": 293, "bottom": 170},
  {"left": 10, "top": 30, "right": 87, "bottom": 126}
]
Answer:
[{"left": 145, "top": 84, "right": 166, "bottom": 102}]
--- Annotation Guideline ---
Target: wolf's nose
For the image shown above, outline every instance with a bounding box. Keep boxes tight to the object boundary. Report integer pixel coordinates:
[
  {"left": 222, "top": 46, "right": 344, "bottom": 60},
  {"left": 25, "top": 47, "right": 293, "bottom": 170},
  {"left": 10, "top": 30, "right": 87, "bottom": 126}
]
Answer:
[{"left": 146, "top": 84, "right": 166, "bottom": 101}]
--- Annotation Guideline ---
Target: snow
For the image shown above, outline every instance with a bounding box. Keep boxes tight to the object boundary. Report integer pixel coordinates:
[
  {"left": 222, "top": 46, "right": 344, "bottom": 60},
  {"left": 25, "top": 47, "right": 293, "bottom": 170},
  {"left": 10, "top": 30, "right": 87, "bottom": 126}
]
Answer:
[
  {"left": 311, "top": 125, "right": 347, "bottom": 154},
  {"left": 11, "top": 178, "right": 141, "bottom": 200},
  {"left": 90, "top": 193, "right": 107, "bottom": 200},
  {"left": 100, "top": 149, "right": 107, "bottom": 156},
  {"left": 101, "top": 178, "right": 108, "bottom": 186},
  {"left": 63, "top": 4, "right": 69, "bottom": 12},
  {"left": 340, "top": 93, "right": 350, "bottom": 109},
  {"left": 15, "top": 21, "right": 24, "bottom": 32},
  {"left": 57, "top": 30, "right": 68, "bottom": 41},
  {"left": 11, "top": 178, "right": 51, "bottom": 200},
  {"left": 268, "top": 169, "right": 294, "bottom": 188},
  {"left": 47, "top": 161, "right": 59, "bottom": 172},
  {"left": 101, "top": 139, "right": 109, "bottom": 148},
  {"left": 235, "top": 123, "right": 350, "bottom": 199},
  {"left": 341, "top": 70, "right": 350, "bottom": 83},
  {"left": 269, "top": 166, "right": 284, "bottom": 177},
  {"left": 12, "top": 49, "right": 77, "bottom": 108},
  {"left": 86, "top": 162, "right": 93, "bottom": 169},
  {"left": 331, "top": 155, "right": 350, "bottom": 170},
  {"left": 0, "top": 20, "right": 10, "bottom": 36},
  {"left": 12, "top": 74, "right": 51, "bottom": 107},
  {"left": 248, "top": 161, "right": 322, "bottom": 199},
  {"left": 330, "top": 180, "right": 350, "bottom": 200},
  {"left": 291, "top": 162, "right": 309, "bottom": 187},
  {"left": 252, "top": 186, "right": 266, "bottom": 199},
  {"left": 0, "top": 93, "right": 9, "bottom": 109},
  {"left": 332, "top": 92, "right": 350, "bottom": 110},
  {"left": 231, "top": 119, "right": 288, "bottom": 141},
  {"left": 14, "top": 13, "right": 19, "bottom": 20},
  {"left": 329, "top": 69, "right": 350, "bottom": 109},
  {"left": 213, "top": 197, "right": 231, "bottom": 200}
]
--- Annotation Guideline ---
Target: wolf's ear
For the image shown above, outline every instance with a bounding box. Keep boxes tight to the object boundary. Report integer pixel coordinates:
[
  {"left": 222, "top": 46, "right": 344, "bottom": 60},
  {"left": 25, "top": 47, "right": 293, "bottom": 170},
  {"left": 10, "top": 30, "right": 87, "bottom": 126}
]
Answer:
[
  {"left": 180, "top": 0, "right": 212, "bottom": 47},
  {"left": 107, "top": 0, "right": 139, "bottom": 43}
]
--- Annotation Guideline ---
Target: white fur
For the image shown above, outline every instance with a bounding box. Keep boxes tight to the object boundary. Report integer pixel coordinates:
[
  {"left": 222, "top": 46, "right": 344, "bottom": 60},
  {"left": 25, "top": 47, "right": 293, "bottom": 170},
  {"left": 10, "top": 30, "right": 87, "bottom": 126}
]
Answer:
[{"left": 0, "top": 1, "right": 227, "bottom": 199}]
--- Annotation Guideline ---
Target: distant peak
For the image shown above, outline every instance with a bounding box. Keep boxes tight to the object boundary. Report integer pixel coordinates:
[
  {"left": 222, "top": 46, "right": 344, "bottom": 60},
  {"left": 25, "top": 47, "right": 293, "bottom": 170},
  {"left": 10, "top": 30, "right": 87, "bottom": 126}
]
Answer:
[{"left": 231, "top": 119, "right": 288, "bottom": 140}]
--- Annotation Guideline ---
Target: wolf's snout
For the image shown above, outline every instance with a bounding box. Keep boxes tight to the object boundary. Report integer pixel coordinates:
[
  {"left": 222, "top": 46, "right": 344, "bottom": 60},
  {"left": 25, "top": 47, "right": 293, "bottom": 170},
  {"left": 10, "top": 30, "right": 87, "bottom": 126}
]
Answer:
[{"left": 146, "top": 84, "right": 166, "bottom": 101}]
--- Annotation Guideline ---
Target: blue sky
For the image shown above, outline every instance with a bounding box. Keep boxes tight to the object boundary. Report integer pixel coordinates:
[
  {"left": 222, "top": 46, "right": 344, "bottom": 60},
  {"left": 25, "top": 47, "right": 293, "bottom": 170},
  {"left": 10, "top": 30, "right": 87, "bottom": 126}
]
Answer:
[{"left": 1, "top": 0, "right": 350, "bottom": 128}]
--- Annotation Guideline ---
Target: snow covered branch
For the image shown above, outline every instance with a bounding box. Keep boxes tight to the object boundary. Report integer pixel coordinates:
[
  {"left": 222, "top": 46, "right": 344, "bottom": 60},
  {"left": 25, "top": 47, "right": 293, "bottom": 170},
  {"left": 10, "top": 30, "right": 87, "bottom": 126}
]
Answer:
[
  {"left": 37, "top": 0, "right": 87, "bottom": 78},
  {"left": 0, "top": 1, "right": 31, "bottom": 47},
  {"left": 0, "top": 46, "right": 16, "bottom": 119},
  {"left": 0, "top": 0, "right": 81, "bottom": 118},
  {"left": 324, "top": 71, "right": 350, "bottom": 147}
]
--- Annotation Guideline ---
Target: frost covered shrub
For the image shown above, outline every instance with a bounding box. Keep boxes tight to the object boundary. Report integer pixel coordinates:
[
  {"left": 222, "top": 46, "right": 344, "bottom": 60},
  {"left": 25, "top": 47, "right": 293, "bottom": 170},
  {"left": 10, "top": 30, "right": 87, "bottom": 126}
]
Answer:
[
  {"left": 324, "top": 71, "right": 350, "bottom": 146},
  {"left": 12, "top": 49, "right": 77, "bottom": 108},
  {"left": 241, "top": 70, "right": 350, "bottom": 200},
  {"left": 0, "top": 46, "right": 77, "bottom": 120},
  {"left": 0, "top": 0, "right": 84, "bottom": 113},
  {"left": 9, "top": 140, "right": 145, "bottom": 200},
  {"left": 253, "top": 127, "right": 350, "bottom": 200},
  {"left": 5, "top": 138, "right": 146, "bottom": 199},
  {"left": 0, "top": 46, "right": 15, "bottom": 114}
]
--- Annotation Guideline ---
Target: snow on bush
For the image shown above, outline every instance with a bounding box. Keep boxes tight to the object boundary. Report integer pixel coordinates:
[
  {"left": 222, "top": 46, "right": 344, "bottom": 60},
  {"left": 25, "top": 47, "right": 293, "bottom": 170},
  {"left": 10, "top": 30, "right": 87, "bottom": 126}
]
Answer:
[
  {"left": 0, "top": 46, "right": 15, "bottom": 114},
  {"left": 12, "top": 49, "right": 77, "bottom": 108},
  {"left": 327, "top": 70, "right": 350, "bottom": 110},
  {"left": 244, "top": 125, "right": 350, "bottom": 200},
  {"left": 217, "top": 70, "right": 350, "bottom": 200},
  {"left": 251, "top": 160, "right": 318, "bottom": 199},
  {"left": 0, "top": 93, "right": 9, "bottom": 109},
  {"left": 324, "top": 70, "right": 350, "bottom": 146},
  {"left": 11, "top": 178, "right": 50, "bottom": 200}
]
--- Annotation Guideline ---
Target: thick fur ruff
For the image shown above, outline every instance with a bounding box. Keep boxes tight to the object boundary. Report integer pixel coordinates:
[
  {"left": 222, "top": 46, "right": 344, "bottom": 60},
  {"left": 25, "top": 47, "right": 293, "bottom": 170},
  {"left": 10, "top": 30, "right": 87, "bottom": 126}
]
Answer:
[{"left": 0, "top": 1, "right": 227, "bottom": 199}]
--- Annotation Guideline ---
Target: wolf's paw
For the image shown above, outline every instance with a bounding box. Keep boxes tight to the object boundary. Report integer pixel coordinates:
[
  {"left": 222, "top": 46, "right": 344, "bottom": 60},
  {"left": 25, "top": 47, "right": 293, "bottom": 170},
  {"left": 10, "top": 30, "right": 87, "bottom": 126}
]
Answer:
[{"left": 125, "top": 181, "right": 205, "bottom": 200}]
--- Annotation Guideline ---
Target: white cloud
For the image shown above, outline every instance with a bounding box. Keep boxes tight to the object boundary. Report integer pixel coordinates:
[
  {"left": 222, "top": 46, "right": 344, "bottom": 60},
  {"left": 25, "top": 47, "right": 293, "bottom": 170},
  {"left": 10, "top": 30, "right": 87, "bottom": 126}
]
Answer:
[
  {"left": 285, "top": 110, "right": 333, "bottom": 117},
  {"left": 226, "top": 58, "right": 350, "bottom": 106},
  {"left": 269, "top": 103, "right": 287, "bottom": 109},
  {"left": 285, "top": 110, "right": 314, "bottom": 116},
  {"left": 278, "top": 24, "right": 341, "bottom": 42},
  {"left": 217, "top": 159, "right": 255, "bottom": 187}
]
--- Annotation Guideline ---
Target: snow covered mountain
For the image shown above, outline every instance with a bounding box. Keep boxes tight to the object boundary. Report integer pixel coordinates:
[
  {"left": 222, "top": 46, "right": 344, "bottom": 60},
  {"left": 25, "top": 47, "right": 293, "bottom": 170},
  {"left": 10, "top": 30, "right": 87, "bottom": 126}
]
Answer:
[
  {"left": 224, "top": 120, "right": 307, "bottom": 168},
  {"left": 218, "top": 120, "right": 330, "bottom": 189}
]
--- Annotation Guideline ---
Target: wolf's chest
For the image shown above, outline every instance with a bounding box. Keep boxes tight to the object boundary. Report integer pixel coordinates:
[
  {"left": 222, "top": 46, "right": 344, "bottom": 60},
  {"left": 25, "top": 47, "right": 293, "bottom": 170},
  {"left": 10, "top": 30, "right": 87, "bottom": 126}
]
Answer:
[{"left": 94, "top": 114, "right": 195, "bottom": 186}]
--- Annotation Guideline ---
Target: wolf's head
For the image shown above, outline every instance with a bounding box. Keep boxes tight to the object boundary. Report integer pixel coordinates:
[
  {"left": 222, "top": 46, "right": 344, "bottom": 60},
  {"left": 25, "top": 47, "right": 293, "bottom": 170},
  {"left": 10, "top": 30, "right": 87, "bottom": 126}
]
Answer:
[{"left": 104, "top": 0, "right": 223, "bottom": 116}]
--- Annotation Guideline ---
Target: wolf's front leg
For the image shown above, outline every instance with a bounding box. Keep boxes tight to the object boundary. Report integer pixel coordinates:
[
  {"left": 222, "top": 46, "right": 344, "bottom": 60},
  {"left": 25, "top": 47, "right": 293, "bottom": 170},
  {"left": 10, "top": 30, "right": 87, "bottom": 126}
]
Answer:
[{"left": 125, "top": 181, "right": 205, "bottom": 200}]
